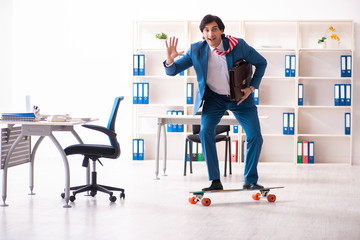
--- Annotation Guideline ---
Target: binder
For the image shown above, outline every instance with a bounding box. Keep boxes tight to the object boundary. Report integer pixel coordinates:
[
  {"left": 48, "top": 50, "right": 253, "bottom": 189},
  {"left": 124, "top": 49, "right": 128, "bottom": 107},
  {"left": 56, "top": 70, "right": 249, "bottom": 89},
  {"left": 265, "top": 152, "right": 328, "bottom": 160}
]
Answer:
[
  {"left": 345, "top": 84, "right": 351, "bottom": 106},
  {"left": 285, "top": 55, "right": 291, "bottom": 77},
  {"left": 133, "top": 139, "right": 138, "bottom": 160},
  {"left": 288, "top": 113, "right": 294, "bottom": 135},
  {"left": 233, "top": 125, "right": 239, "bottom": 134},
  {"left": 334, "top": 84, "right": 340, "bottom": 106},
  {"left": 177, "top": 110, "right": 184, "bottom": 132},
  {"left": 166, "top": 110, "right": 173, "bottom": 132},
  {"left": 138, "top": 139, "right": 144, "bottom": 160},
  {"left": 283, "top": 112, "right": 289, "bottom": 134},
  {"left": 297, "top": 141, "right": 303, "bottom": 164},
  {"left": 346, "top": 55, "right": 352, "bottom": 77},
  {"left": 253, "top": 89, "right": 259, "bottom": 105},
  {"left": 298, "top": 84, "right": 303, "bottom": 106},
  {"left": 345, "top": 113, "right": 351, "bottom": 135},
  {"left": 143, "top": 83, "right": 149, "bottom": 104},
  {"left": 171, "top": 110, "right": 178, "bottom": 132},
  {"left": 197, "top": 143, "right": 203, "bottom": 161},
  {"left": 231, "top": 140, "right": 238, "bottom": 163},
  {"left": 138, "top": 82, "right": 143, "bottom": 104},
  {"left": 186, "top": 83, "right": 193, "bottom": 104},
  {"left": 339, "top": 84, "right": 345, "bottom": 106},
  {"left": 186, "top": 141, "right": 190, "bottom": 162},
  {"left": 340, "top": 55, "right": 346, "bottom": 77},
  {"left": 290, "top": 55, "right": 296, "bottom": 77},
  {"left": 133, "top": 54, "right": 139, "bottom": 76},
  {"left": 133, "top": 83, "right": 138, "bottom": 104},
  {"left": 308, "top": 141, "right": 314, "bottom": 164},
  {"left": 302, "top": 141, "right": 309, "bottom": 164},
  {"left": 138, "top": 54, "right": 145, "bottom": 76},
  {"left": 190, "top": 141, "right": 197, "bottom": 162}
]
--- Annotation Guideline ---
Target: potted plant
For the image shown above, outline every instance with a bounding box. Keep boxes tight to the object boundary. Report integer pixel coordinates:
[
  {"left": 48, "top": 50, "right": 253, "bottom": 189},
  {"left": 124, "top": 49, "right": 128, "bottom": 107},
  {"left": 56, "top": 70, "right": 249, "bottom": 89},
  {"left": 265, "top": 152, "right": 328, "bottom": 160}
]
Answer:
[
  {"left": 318, "top": 26, "right": 340, "bottom": 48},
  {"left": 155, "top": 32, "right": 168, "bottom": 48}
]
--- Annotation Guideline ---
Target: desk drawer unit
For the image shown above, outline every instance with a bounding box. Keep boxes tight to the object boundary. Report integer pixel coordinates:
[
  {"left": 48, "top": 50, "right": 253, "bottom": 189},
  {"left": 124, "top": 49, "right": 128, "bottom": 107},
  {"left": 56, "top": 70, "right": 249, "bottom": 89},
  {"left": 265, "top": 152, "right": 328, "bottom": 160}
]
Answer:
[{"left": 1, "top": 126, "right": 31, "bottom": 169}]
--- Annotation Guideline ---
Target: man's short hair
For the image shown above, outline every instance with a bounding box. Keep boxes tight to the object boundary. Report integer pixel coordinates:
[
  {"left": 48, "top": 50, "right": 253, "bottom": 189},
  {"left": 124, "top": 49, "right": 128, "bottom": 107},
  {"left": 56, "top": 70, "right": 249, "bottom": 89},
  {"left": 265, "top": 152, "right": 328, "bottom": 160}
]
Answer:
[{"left": 199, "top": 14, "right": 225, "bottom": 32}]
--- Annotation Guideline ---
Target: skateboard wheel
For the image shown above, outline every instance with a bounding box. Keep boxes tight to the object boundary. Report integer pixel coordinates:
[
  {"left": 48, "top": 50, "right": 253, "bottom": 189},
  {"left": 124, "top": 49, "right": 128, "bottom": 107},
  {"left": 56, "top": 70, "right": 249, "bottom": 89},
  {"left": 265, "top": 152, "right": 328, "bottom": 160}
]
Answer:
[
  {"left": 252, "top": 193, "right": 261, "bottom": 201},
  {"left": 201, "top": 198, "right": 211, "bottom": 206},
  {"left": 189, "top": 196, "right": 197, "bottom": 204},
  {"left": 267, "top": 194, "right": 276, "bottom": 202}
]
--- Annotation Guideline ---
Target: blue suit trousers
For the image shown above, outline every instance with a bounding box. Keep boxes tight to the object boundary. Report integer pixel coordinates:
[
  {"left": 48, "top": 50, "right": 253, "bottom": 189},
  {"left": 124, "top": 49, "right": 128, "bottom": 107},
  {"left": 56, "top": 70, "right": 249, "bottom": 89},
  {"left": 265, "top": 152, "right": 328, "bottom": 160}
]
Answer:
[{"left": 199, "top": 87, "right": 263, "bottom": 184}]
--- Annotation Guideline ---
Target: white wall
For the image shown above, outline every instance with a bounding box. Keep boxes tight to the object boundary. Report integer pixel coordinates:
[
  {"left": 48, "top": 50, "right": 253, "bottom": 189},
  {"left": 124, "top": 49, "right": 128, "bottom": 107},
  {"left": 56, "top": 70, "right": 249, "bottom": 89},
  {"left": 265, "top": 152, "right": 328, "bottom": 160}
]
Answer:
[{"left": 1, "top": 0, "right": 359, "bottom": 164}]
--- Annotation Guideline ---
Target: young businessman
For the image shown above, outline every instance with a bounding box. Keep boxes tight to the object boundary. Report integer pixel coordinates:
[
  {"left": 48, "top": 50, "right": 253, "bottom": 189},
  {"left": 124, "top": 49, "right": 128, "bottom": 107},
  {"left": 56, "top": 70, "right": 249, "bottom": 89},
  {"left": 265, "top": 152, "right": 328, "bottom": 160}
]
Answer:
[{"left": 163, "top": 14, "right": 267, "bottom": 191}]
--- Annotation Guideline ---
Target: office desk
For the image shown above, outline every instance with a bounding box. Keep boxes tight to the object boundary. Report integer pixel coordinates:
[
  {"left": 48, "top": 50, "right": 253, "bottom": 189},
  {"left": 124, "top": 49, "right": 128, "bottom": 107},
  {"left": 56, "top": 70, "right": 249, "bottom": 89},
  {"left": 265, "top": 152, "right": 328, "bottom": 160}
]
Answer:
[
  {"left": 139, "top": 115, "right": 268, "bottom": 179},
  {"left": 0, "top": 118, "right": 95, "bottom": 208}
]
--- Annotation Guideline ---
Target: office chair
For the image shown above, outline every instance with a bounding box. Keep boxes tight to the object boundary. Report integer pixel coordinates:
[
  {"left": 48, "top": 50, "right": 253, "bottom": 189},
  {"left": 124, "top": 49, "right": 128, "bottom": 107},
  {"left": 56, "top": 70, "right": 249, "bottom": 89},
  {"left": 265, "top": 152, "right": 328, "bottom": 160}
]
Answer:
[
  {"left": 184, "top": 111, "right": 232, "bottom": 177},
  {"left": 62, "top": 96, "right": 125, "bottom": 202}
]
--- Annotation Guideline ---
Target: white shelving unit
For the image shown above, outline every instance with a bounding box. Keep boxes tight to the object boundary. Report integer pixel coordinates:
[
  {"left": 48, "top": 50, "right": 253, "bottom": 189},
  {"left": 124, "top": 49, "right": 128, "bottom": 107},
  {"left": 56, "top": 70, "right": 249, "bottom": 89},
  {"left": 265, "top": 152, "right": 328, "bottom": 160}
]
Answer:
[{"left": 132, "top": 20, "right": 354, "bottom": 165}]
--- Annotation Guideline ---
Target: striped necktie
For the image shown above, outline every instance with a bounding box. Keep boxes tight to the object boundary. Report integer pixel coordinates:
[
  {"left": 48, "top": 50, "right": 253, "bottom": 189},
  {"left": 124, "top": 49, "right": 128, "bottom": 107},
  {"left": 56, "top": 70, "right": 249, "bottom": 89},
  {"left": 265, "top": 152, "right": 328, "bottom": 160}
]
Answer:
[{"left": 213, "top": 36, "right": 238, "bottom": 56}]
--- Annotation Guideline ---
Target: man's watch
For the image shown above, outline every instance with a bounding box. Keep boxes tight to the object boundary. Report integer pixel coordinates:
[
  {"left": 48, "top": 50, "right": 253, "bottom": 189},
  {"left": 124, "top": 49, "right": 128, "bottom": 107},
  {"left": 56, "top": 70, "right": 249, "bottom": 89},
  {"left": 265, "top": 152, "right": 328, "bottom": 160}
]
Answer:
[{"left": 249, "top": 86, "right": 255, "bottom": 93}]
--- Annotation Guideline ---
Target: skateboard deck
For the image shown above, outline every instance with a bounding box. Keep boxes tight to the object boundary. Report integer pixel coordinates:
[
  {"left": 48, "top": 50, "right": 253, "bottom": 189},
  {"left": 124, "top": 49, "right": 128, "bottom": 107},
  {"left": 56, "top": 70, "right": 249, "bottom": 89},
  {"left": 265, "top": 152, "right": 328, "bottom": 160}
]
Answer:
[{"left": 189, "top": 186, "right": 284, "bottom": 206}]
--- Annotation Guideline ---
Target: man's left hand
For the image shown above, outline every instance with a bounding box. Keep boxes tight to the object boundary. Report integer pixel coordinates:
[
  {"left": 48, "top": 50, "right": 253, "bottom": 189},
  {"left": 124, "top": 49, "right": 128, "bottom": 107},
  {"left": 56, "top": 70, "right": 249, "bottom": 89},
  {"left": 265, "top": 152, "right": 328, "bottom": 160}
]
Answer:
[{"left": 237, "top": 88, "right": 252, "bottom": 105}]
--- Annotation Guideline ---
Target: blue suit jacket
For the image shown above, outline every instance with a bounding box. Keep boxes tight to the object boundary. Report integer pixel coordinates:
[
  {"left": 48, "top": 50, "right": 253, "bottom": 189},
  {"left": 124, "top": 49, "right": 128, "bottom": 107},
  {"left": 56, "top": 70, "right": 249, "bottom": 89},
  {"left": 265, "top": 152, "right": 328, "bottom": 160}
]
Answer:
[{"left": 164, "top": 37, "right": 267, "bottom": 115}]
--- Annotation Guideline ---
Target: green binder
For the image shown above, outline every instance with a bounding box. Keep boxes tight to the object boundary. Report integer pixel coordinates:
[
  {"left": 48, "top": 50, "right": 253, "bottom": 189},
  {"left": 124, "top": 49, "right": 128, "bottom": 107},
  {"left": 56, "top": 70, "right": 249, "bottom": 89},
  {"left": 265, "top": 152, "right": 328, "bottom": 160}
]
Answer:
[{"left": 297, "top": 141, "right": 303, "bottom": 164}]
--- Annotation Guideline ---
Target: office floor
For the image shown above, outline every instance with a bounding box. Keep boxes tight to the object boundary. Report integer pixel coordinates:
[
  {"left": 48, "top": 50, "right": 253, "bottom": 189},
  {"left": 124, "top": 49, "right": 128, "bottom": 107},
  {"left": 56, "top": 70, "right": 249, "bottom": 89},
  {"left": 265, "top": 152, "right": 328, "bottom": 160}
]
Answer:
[{"left": 1, "top": 156, "right": 360, "bottom": 240}]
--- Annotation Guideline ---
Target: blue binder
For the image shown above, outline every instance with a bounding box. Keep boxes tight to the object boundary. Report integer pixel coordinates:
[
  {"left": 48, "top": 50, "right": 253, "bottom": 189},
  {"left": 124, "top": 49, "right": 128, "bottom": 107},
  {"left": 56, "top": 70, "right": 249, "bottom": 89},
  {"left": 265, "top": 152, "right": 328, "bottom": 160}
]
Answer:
[
  {"left": 138, "top": 82, "right": 143, "bottom": 104},
  {"left": 133, "top": 139, "right": 139, "bottom": 160},
  {"left": 253, "top": 89, "right": 259, "bottom": 105},
  {"left": 290, "top": 55, "right": 296, "bottom": 77},
  {"left": 340, "top": 55, "right": 346, "bottom": 77},
  {"left": 171, "top": 110, "right": 178, "bottom": 132},
  {"left": 166, "top": 110, "right": 173, "bottom": 132},
  {"left": 285, "top": 55, "right": 291, "bottom": 77},
  {"left": 345, "top": 84, "right": 351, "bottom": 106},
  {"left": 186, "top": 83, "right": 193, "bottom": 104},
  {"left": 288, "top": 113, "right": 295, "bottom": 135},
  {"left": 143, "top": 83, "right": 149, "bottom": 104},
  {"left": 177, "top": 110, "right": 184, "bottom": 132},
  {"left": 308, "top": 141, "right": 314, "bottom": 164},
  {"left": 345, "top": 113, "right": 351, "bottom": 135},
  {"left": 138, "top": 139, "right": 144, "bottom": 160},
  {"left": 283, "top": 112, "right": 289, "bottom": 135},
  {"left": 298, "top": 84, "right": 303, "bottom": 106},
  {"left": 339, "top": 84, "right": 345, "bottom": 106},
  {"left": 133, "top": 83, "right": 138, "bottom": 104},
  {"left": 138, "top": 54, "right": 145, "bottom": 76},
  {"left": 346, "top": 55, "right": 352, "bottom": 77},
  {"left": 133, "top": 54, "right": 139, "bottom": 76},
  {"left": 233, "top": 125, "right": 239, "bottom": 133},
  {"left": 334, "top": 84, "right": 340, "bottom": 106}
]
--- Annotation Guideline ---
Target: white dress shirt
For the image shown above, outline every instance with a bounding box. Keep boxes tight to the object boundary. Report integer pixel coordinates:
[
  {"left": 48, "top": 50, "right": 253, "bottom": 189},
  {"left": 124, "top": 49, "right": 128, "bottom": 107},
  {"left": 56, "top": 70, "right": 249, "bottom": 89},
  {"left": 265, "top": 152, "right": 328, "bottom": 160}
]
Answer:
[{"left": 207, "top": 40, "right": 230, "bottom": 95}]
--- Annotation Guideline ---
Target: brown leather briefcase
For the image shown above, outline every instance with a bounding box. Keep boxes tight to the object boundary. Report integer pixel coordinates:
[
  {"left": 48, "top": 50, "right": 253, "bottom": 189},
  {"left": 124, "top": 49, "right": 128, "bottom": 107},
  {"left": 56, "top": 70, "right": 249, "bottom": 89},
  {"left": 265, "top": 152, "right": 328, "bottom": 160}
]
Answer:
[{"left": 229, "top": 60, "right": 253, "bottom": 101}]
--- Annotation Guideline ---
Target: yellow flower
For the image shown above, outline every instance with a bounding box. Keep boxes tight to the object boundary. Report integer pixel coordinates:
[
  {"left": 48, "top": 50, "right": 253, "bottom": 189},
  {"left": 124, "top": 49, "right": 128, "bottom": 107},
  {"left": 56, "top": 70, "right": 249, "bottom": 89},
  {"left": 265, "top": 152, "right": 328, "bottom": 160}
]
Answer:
[
  {"left": 318, "top": 26, "right": 341, "bottom": 44},
  {"left": 331, "top": 34, "right": 340, "bottom": 41}
]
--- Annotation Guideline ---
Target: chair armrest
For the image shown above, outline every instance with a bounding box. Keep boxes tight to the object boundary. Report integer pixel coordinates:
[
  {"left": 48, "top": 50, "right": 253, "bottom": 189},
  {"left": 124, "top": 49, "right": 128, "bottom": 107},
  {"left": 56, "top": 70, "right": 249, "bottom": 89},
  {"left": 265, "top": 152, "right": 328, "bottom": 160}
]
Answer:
[{"left": 82, "top": 124, "right": 117, "bottom": 138}]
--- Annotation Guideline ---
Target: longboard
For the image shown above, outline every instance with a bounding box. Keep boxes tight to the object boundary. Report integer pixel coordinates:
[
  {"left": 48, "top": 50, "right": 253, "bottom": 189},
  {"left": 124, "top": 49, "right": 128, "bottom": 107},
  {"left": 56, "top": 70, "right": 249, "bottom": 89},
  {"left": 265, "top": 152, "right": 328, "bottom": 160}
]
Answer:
[{"left": 189, "top": 186, "right": 284, "bottom": 206}]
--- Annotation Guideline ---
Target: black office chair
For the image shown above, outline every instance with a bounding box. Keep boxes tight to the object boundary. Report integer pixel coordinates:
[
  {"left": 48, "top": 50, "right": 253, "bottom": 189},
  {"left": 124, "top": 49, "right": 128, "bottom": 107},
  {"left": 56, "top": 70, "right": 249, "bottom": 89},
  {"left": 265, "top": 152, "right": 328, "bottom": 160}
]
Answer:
[
  {"left": 63, "top": 96, "right": 125, "bottom": 202},
  {"left": 184, "top": 111, "right": 232, "bottom": 177}
]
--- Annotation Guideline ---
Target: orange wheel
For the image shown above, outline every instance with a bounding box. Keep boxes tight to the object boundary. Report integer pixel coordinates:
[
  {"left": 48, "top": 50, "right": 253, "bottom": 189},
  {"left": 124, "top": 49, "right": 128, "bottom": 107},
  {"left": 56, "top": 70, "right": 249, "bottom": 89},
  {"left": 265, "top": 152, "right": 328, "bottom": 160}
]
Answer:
[
  {"left": 252, "top": 192, "right": 261, "bottom": 201},
  {"left": 201, "top": 198, "right": 211, "bottom": 206},
  {"left": 267, "top": 194, "right": 276, "bottom": 202},
  {"left": 189, "top": 196, "right": 197, "bottom": 204}
]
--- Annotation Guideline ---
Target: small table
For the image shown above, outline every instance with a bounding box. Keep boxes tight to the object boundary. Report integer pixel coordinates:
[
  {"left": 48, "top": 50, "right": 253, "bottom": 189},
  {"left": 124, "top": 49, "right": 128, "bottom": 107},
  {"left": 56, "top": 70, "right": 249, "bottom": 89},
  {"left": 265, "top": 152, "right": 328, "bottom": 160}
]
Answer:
[
  {"left": 139, "top": 115, "right": 268, "bottom": 180},
  {"left": 0, "top": 118, "right": 96, "bottom": 208}
]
